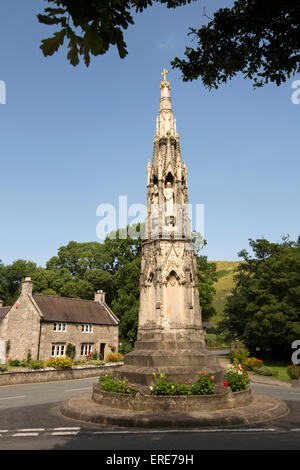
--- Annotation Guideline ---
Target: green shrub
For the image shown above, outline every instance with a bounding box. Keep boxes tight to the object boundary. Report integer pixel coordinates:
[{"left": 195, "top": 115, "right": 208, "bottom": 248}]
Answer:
[
  {"left": 151, "top": 374, "right": 191, "bottom": 396},
  {"left": 66, "top": 343, "right": 76, "bottom": 360},
  {"left": 8, "top": 359, "right": 20, "bottom": 367},
  {"left": 254, "top": 366, "right": 273, "bottom": 376},
  {"left": 119, "top": 340, "right": 133, "bottom": 355},
  {"left": 74, "top": 359, "right": 86, "bottom": 366},
  {"left": 205, "top": 334, "right": 217, "bottom": 347},
  {"left": 91, "top": 349, "right": 99, "bottom": 360},
  {"left": 228, "top": 348, "right": 250, "bottom": 366},
  {"left": 244, "top": 357, "right": 264, "bottom": 371},
  {"left": 190, "top": 373, "right": 215, "bottom": 395},
  {"left": 151, "top": 372, "right": 215, "bottom": 396},
  {"left": 99, "top": 373, "right": 136, "bottom": 394},
  {"left": 28, "top": 360, "right": 45, "bottom": 370},
  {"left": 0, "top": 364, "right": 8, "bottom": 372},
  {"left": 26, "top": 350, "right": 32, "bottom": 363},
  {"left": 19, "top": 360, "right": 28, "bottom": 367},
  {"left": 287, "top": 364, "right": 300, "bottom": 380},
  {"left": 225, "top": 364, "right": 250, "bottom": 392},
  {"left": 87, "top": 359, "right": 106, "bottom": 365}
]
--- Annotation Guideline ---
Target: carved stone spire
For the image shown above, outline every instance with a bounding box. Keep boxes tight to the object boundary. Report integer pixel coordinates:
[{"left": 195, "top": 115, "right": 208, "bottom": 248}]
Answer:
[
  {"left": 114, "top": 71, "right": 224, "bottom": 387},
  {"left": 146, "top": 72, "right": 189, "bottom": 240}
]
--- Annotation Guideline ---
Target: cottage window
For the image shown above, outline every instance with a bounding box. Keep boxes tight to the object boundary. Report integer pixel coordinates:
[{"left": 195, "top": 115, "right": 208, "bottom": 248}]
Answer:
[
  {"left": 51, "top": 344, "right": 65, "bottom": 357},
  {"left": 81, "top": 323, "right": 93, "bottom": 333},
  {"left": 81, "top": 343, "right": 93, "bottom": 356},
  {"left": 53, "top": 322, "right": 67, "bottom": 332}
]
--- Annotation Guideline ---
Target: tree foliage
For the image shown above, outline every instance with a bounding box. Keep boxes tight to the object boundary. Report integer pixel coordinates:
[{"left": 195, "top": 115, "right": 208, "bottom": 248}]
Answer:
[
  {"left": 37, "top": 0, "right": 193, "bottom": 67},
  {"left": 172, "top": 0, "right": 300, "bottom": 88},
  {"left": 37, "top": 0, "right": 300, "bottom": 89},
  {"left": 0, "top": 226, "right": 216, "bottom": 344},
  {"left": 197, "top": 254, "right": 217, "bottom": 322},
  {"left": 219, "top": 236, "right": 300, "bottom": 360}
]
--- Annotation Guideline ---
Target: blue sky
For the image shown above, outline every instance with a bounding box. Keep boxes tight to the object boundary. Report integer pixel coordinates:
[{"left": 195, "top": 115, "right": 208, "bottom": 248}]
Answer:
[{"left": 0, "top": 0, "right": 299, "bottom": 266}]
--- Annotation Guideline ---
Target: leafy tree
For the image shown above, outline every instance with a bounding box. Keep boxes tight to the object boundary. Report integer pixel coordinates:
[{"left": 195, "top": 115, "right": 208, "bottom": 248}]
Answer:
[
  {"left": 219, "top": 236, "right": 300, "bottom": 360},
  {"left": 30, "top": 266, "right": 73, "bottom": 295},
  {"left": 103, "top": 225, "right": 142, "bottom": 273},
  {"left": 37, "top": 0, "right": 192, "bottom": 67},
  {"left": 172, "top": 0, "right": 300, "bottom": 88},
  {"left": 37, "top": 0, "right": 300, "bottom": 89},
  {"left": 197, "top": 255, "right": 217, "bottom": 323},
  {"left": 0, "top": 260, "right": 38, "bottom": 305},
  {"left": 46, "top": 241, "right": 112, "bottom": 276},
  {"left": 111, "top": 256, "right": 141, "bottom": 344}
]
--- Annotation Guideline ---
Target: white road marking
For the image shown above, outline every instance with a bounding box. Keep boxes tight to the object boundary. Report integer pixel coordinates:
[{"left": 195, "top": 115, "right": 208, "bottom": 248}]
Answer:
[
  {"left": 17, "top": 428, "right": 45, "bottom": 432},
  {"left": 91, "top": 428, "right": 278, "bottom": 435},
  {"left": 65, "top": 387, "right": 91, "bottom": 392},
  {"left": 51, "top": 427, "right": 81, "bottom": 431},
  {"left": 0, "top": 395, "right": 26, "bottom": 401},
  {"left": 2, "top": 426, "right": 300, "bottom": 439}
]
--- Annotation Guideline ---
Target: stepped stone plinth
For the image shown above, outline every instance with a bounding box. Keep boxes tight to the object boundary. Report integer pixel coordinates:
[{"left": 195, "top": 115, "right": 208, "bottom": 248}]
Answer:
[{"left": 114, "top": 336, "right": 225, "bottom": 386}]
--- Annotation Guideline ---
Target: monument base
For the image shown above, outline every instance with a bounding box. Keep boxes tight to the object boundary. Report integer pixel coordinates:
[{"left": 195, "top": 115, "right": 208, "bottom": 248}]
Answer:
[
  {"left": 60, "top": 390, "right": 288, "bottom": 429},
  {"left": 113, "top": 336, "right": 225, "bottom": 386}
]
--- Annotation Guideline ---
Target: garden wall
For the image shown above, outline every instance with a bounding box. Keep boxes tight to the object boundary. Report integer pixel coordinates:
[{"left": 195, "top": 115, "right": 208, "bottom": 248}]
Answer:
[{"left": 0, "top": 362, "right": 123, "bottom": 386}]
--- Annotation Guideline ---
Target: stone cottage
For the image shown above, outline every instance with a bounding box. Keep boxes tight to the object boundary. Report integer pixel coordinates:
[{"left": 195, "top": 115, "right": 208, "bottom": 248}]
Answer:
[{"left": 0, "top": 277, "right": 119, "bottom": 362}]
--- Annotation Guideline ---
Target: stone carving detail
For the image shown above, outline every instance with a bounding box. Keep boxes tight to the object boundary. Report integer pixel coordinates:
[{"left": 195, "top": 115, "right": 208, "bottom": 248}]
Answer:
[
  {"left": 161, "top": 245, "right": 185, "bottom": 283},
  {"left": 164, "top": 182, "right": 174, "bottom": 217}
]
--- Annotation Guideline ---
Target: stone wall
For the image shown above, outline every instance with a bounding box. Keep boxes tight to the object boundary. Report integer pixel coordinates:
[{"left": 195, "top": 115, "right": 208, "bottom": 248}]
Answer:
[
  {"left": 1, "top": 295, "right": 41, "bottom": 360},
  {"left": 0, "top": 340, "right": 5, "bottom": 364},
  {"left": 0, "top": 363, "right": 122, "bottom": 386},
  {"left": 39, "top": 322, "right": 119, "bottom": 361},
  {"left": 92, "top": 383, "right": 253, "bottom": 412}
]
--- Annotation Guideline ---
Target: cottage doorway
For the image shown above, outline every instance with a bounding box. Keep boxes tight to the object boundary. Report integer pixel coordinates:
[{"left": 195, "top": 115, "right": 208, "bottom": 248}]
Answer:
[{"left": 100, "top": 343, "right": 105, "bottom": 360}]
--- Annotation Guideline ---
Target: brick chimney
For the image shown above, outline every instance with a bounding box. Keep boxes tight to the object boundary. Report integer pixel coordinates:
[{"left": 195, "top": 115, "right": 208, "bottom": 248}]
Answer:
[
  {"left": 21, "top": 277, "right": 33, "bottom": 296},
  {"left": 94, "top": 289, "right": 106, "bottom": 304}
]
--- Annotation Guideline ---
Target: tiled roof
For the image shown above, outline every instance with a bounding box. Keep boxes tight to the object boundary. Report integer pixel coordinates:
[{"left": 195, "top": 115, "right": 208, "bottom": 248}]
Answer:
[
  {"left": 0, "top": 306, "right": 11, "bottom": 321},
  {"left": 33, "top": 294, "right": 119, "bottom": 326}
]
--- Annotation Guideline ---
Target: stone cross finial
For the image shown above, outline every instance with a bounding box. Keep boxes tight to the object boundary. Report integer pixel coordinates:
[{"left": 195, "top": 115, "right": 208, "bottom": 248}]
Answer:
[{"left": 161, "top": 68, "right": 169, "bottom": 81}]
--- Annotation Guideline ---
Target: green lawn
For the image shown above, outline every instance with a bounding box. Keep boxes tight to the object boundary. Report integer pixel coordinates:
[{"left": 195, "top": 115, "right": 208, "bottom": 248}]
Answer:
[
  {"left": 262, "top": 361, "right": 294, "bottom": 383},
  {"left": 246, "top": 361, "right": 298, "bottom": 383}
]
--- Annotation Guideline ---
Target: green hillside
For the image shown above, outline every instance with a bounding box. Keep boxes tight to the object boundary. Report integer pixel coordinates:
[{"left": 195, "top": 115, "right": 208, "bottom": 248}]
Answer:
[{"left": 209, "top": 261, "right": 240, "bottom": 327}]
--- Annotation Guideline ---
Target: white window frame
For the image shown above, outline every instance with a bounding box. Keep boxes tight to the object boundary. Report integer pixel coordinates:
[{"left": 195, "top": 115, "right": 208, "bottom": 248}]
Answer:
[
  {"left": 51, "top": 344, "right": 65, "bottom": 357},
  {"left": 81, "top": 323, "right": 93, "bottom": 333},
  {"left": 53, "top": 322, "right": 67, "bottom": 332},
  {"left": 80, "top": 343, "right": 93, "bottom": 356}
]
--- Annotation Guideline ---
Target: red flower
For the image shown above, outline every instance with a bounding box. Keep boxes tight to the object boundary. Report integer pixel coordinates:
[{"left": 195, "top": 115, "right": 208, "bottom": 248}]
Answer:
[{"left": 223, "top": 381, "right": 228, "bottom": 387}]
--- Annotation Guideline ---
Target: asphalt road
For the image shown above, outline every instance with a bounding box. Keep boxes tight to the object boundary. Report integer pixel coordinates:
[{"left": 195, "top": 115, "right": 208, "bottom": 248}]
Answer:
[{"left": 0, "top": 377, "right": 300, "bottom": 452}]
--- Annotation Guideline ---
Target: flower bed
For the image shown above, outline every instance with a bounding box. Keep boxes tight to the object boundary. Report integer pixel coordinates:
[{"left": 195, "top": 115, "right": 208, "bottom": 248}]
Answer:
[
  {"left": 93, "top": 380, "right": 253, "bottom": 413},
  {"left": 151, "top": 372, "right": 215, "bottom": 396},
  {"left": 99, "top": 373, "right": 136, "bottom": 394},
  {"left": 224, "top": 364, "right": 250, "bottom": 392}
]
